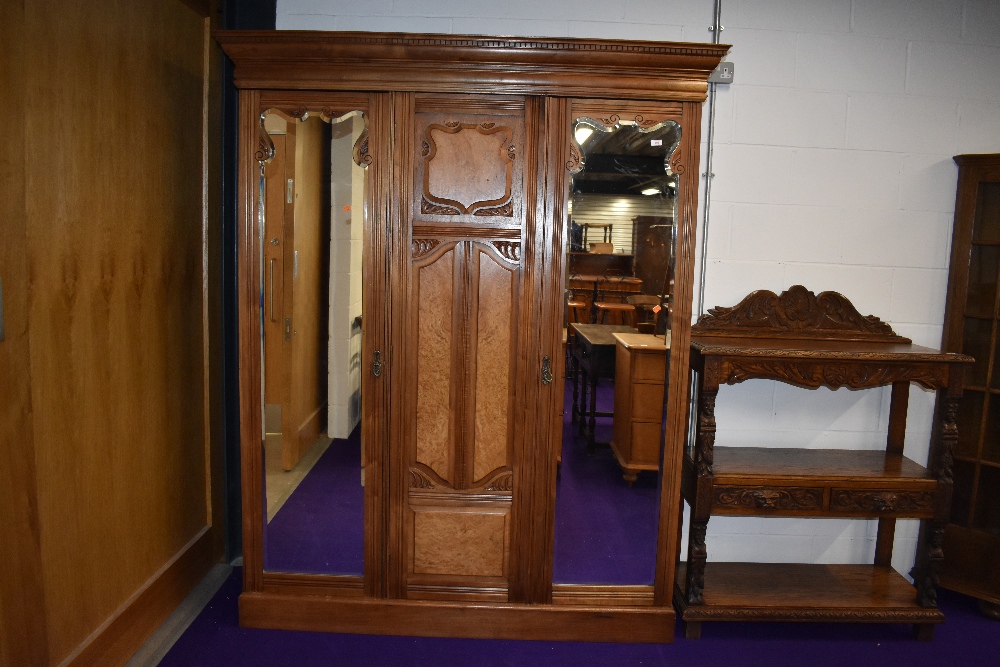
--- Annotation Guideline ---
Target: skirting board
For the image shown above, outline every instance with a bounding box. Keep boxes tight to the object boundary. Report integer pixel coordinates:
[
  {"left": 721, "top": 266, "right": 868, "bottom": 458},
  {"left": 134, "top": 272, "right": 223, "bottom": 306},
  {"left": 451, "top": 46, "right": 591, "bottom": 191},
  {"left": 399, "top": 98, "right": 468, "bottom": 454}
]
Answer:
[
  {"left": 240, "top": 592, "right": 676, "bottom": 643},
  {"left": 64, "top": 526, "right": 221, "bottom": 666}
]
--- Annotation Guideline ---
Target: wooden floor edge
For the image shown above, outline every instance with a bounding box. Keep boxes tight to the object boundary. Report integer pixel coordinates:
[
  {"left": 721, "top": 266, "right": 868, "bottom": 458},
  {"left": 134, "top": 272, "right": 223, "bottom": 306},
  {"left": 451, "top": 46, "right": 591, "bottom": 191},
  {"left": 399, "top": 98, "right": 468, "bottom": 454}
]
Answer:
[
  {"left": 64, "top": 526, "right": 222, "bottom": 667},
  {"left": 239, "top": 592, "right": 676, "bottom": 643}
]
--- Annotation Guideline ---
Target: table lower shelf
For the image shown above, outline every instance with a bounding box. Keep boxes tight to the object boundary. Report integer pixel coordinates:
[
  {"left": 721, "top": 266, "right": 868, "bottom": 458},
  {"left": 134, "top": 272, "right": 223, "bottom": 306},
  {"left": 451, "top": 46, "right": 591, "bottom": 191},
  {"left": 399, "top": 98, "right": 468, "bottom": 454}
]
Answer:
[{"left": 674, "top": 562, "right": 943, "bottom": 628}]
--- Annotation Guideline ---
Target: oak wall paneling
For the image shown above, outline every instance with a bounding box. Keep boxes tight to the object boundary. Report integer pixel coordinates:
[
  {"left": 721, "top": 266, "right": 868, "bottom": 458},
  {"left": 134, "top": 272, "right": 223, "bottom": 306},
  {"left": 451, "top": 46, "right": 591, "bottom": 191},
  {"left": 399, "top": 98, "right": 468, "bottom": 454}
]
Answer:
[
  {"left": 0, "top": 1, "right": 50, "bottom": 664},
  {"left": 220, "top": 31, "right": 728, "bottom": 642},
  {"left": 0, "top": 1, "right": 223, "bottom": 665}
]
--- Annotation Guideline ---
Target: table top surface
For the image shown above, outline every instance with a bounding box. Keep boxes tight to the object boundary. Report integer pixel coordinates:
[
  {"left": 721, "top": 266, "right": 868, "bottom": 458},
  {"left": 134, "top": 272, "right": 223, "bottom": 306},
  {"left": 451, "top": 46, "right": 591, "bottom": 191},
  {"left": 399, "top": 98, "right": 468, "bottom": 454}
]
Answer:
[
  {"left": 571, "top": 323, "right": 636, "bottom": 346},
  {"left": 614, "top": 332, "right": 671, "bottom": 350},
  {"left": 568, "top": 274, "right": 643, "bottom": 284},
  {"left": 690, "top": 335, "right": 973, "bottom": 364}
]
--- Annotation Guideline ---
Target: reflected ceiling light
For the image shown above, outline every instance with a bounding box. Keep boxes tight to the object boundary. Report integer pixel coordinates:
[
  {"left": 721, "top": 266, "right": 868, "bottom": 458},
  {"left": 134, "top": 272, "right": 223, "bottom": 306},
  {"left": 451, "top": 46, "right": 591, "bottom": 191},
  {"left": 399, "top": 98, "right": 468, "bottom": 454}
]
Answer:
[
  {"left": 641, "top": 187, "right": 661, "bottom": 195},
  {"left": 575, "top": 127, "right": 594, "bottom": 144}
]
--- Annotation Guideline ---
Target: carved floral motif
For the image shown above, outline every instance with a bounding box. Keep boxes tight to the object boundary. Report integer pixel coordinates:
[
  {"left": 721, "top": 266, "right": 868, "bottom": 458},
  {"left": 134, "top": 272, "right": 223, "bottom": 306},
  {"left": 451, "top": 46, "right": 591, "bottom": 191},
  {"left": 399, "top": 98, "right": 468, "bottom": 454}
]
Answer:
[
  {"left": 411, "top": 238, "right": 442, "bottom": 259},
  {"left": 686, "top": 522, "right": 708, "bottom": 605},
  {"left": 473, "top": 200, "right": 514, "bottom": 217},
  {"left": 408, "top": 468, "right": 438, "bottom": 490},
  {"left": 354, "top": 131, "right": 372, "bottom": 167},
  {"left": 722, "top": 359, "right": 948, "bottom": 391},
  {"left": 485, "top": 472, "right": 513, "bottom": 492},
  {"left": 421, "top": 196, "right": 461, "bottom": 216},
  {"left": 255, "top": 136, "right": 273, "bottom": 163},
  {"left": 829, "top": 490, "right": 935, "bottom": 514},
  {"left": 714, "top": 487, "right": 823, "bottom": 511},
  {"left": 694, "top": 285, "right": 908, "bottom": 342},
  {"left": 695, "top": 389, "right": 717, "bottom": 477},
  {"left": 567, "top": 143, "right": 583, "bottom": 174},
  {"left": 490, "top": 241, "right": 521, "bottom": 263}
]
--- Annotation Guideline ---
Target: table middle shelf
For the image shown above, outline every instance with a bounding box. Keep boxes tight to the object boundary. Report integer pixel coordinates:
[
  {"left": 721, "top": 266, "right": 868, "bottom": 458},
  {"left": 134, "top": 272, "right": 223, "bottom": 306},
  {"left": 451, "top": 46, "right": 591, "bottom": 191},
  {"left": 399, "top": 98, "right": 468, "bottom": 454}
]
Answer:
[{"left": 682, "top": 447, "right": 939, "bottom": 518}]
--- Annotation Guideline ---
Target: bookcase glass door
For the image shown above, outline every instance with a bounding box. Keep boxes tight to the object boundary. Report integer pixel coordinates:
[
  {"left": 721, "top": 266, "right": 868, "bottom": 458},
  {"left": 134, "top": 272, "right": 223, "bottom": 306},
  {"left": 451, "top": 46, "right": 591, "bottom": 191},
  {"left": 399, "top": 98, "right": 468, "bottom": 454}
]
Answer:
[{"left": 943, "top": 155, "right": 1000, "bottom": 617}]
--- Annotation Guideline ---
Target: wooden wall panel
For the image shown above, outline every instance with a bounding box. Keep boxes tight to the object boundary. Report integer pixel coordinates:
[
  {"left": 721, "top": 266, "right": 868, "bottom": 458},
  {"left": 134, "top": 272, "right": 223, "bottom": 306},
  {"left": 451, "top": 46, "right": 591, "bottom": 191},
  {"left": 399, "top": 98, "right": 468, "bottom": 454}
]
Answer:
[
  {"left": 2, "top": 1, "right": 221, "bottom": 663},
  {"left": 0, "top": 1, "right": 50, "bottom": 664}
]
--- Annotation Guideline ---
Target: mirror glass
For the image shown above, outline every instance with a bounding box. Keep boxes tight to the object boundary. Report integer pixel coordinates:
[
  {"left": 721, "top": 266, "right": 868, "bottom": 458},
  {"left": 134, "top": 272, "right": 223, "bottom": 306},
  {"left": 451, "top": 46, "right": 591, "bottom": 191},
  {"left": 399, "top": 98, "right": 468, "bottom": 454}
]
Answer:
[
  {"left": 553, "top": 117, "right": 680, "bottom": 585},
  {"left": 259, "top": 109, "right": 368, "bottom": 575}
]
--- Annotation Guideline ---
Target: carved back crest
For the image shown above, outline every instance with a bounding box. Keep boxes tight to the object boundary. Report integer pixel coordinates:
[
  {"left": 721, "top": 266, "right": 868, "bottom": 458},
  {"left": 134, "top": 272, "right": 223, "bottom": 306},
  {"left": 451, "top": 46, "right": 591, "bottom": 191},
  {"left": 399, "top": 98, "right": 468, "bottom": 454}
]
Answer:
[{"left": 692, "top": 285, "right": 910, "bottom": 343}]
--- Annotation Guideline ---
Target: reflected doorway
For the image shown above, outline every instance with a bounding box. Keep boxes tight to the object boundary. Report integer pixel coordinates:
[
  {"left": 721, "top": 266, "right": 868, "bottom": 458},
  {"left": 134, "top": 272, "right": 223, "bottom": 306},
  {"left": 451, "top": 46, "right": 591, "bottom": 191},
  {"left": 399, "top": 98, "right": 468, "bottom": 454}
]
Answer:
[{"left": 259, "top": 109, "right": 368, "bottom": 576}]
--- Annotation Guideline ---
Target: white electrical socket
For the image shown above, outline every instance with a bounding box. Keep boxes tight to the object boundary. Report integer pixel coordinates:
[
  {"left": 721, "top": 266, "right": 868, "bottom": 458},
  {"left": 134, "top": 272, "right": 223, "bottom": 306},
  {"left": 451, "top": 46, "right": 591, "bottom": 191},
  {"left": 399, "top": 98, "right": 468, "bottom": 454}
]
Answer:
[{"left": 708, "top": 61, "right": 735, "bottom": 84}]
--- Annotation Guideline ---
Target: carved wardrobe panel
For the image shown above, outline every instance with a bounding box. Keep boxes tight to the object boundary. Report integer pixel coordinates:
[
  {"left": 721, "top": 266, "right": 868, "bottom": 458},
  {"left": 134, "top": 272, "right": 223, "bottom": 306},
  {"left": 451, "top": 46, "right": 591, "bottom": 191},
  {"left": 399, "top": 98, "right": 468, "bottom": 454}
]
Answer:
[{"left": 403, "top": 97, "right": 526, "bottom": 595}]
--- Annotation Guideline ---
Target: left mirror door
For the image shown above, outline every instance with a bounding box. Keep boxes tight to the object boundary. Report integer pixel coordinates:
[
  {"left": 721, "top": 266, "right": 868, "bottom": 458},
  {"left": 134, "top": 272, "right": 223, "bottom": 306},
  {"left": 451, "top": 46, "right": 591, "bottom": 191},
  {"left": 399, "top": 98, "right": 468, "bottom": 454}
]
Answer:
[{"left": 259, "top": 109, "right": 368, "bottom": 576}]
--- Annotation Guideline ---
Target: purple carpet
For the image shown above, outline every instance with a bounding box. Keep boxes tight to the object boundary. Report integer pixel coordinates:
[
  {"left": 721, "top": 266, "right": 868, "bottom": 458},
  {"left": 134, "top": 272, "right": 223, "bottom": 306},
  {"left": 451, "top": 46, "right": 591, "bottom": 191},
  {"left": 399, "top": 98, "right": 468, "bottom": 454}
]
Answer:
[
  {"left": 265, "top": 426, "right": 364, "bottom": 575},
  {"left": 159, "top": 567, "right": 1000, "bottom": 666},
  {"left": 177, "top": 378, "right": 1000, "bottom": 664},
  {"left": 554, "top": 376, "right": 660, "bottom": 584},
  {"left": 263, "top": 378, "right": 657, "bottom": 582}
]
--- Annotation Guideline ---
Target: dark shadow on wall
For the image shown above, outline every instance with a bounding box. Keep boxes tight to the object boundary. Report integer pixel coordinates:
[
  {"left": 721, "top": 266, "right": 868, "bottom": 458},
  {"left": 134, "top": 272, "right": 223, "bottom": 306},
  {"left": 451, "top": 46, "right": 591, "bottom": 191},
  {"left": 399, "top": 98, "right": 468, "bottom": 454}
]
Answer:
[{"left": 219, "top": 0, "right": 276, "bottom": 562}]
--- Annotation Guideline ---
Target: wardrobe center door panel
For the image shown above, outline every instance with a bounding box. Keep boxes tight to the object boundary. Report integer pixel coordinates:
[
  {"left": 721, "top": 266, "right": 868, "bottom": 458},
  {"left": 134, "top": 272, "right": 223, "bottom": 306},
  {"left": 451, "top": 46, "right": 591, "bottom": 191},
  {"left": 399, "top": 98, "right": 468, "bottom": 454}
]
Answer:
[{"left": 403, "top": 96, "right": 526, "bottom": 598}]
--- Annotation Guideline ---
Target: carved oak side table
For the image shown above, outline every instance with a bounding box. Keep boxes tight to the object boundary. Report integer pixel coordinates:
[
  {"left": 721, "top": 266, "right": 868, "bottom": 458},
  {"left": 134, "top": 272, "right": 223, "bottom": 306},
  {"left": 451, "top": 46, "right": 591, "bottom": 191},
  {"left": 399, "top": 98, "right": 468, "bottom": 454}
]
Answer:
[{"left": 674, "top": 286, "right": 973, "bottom": 641}]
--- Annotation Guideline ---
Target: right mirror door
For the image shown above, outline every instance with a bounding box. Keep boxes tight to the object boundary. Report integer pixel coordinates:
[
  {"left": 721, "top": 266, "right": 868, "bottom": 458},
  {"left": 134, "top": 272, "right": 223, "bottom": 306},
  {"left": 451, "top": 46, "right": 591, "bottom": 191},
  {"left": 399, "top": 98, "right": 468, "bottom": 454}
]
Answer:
[{"left": 554, "top": 116, "right": 681, "bottom": 585}]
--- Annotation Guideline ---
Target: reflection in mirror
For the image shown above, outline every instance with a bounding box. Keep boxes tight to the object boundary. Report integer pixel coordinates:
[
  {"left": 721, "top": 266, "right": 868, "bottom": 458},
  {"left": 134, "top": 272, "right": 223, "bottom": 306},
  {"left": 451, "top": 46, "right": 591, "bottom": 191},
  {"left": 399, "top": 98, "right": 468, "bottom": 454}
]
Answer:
[
  {"left": 553, "top": 117, "right": 680, "bottom": 585},
  {"left": 259, "top": 109, "right": 368, "bottom": 575}
]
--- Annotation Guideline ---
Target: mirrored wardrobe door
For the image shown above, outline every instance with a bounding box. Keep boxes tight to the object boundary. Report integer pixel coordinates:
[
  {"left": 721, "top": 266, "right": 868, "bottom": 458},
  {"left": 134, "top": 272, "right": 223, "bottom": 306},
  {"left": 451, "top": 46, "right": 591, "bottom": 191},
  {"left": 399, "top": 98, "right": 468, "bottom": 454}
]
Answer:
[
  {"left": 257, "top": 106, "right": 370, "bottom": 577},
  {"left": 553, "top": 109, "right": 682, "bottom": 586}
]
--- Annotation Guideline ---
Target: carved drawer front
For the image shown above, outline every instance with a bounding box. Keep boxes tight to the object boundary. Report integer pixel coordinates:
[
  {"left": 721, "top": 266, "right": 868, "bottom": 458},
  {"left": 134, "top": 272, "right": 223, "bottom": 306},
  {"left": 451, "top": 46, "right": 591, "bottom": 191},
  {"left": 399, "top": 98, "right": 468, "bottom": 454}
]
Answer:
[
  {"left": 829, "top": 489, "right": 936, "bottom": 517},
  {"left": 713, "top": 486, "right": 824, "bottom": 514}
]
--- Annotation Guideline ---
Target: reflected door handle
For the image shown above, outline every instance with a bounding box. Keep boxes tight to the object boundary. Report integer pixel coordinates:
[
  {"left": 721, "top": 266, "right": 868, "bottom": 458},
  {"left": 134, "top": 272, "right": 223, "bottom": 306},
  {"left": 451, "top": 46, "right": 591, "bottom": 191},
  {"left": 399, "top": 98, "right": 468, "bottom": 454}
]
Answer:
[
  {"left": 372, "top": 350, "right": 382, "bottom": 378},
  {"left": 268, "top": 259, "right": 276, "bottom": 322},
  {"left": 541, "top": 355, "right": 554, "bottom": 385}
]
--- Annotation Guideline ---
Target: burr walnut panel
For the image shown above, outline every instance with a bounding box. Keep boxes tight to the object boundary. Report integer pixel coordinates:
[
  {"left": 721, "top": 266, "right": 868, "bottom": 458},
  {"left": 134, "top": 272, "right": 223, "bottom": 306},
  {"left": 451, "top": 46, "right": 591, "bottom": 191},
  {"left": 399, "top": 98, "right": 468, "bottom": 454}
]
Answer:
[
  {"left": 411, "top": 507, "right": 509, "bottom": 578},
  {"left": 410, "top": 240, "right": 521, "bottom": 490},
  {"left": 415, "top": 244, "right": 456, "bottom": 483},
  {"left": 473, "top": 246, "right": 517, "bottom": 483}
]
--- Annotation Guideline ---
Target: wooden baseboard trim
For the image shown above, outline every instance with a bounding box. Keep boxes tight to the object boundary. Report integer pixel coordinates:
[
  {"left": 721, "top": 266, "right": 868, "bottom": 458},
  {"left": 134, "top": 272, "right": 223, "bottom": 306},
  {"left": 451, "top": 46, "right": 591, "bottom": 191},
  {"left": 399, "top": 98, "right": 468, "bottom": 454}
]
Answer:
[
  {"left": 239, "top": 592, "right": 675, "bottom": 643},
  {"left": 63, "top": 526, "right": 220, "bottom": 667}
]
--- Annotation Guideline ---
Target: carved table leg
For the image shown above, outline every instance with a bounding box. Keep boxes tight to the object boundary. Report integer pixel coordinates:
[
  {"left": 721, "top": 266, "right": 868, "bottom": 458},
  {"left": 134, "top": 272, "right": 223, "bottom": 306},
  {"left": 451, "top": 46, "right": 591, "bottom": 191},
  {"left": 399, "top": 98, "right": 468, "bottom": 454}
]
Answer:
[
  {"left": 684, "top": 621, "right": 702, "bottom": 640},
  {"left": 577, "top": 366, "right": 588, "bottom": 436},
  {"left": 685, "top": 519, "right": 708, "bottom": 606},
  {"left": 913, "top": 519, "right": 945, "bottom": 608},
  {"left": 911, "top": 394, "right": 960, "bottom": 607}
]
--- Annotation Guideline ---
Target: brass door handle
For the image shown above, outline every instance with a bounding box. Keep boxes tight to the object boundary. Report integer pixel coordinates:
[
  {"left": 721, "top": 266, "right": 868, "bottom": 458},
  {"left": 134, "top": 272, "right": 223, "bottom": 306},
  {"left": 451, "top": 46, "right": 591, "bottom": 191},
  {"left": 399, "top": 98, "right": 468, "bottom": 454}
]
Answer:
[{"left": 541, "top": 355, "right": 554, "bottom": 385}]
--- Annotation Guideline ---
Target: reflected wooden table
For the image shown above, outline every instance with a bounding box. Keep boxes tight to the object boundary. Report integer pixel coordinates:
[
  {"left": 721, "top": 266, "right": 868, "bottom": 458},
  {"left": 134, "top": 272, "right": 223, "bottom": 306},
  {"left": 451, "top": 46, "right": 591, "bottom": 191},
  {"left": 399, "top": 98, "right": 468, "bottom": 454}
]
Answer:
[
  {"left": 610, "top": 332, "right": 670, "bottom": 485},
  {"left": 569, "top": 323, "right": 636, "bottom": 452}
]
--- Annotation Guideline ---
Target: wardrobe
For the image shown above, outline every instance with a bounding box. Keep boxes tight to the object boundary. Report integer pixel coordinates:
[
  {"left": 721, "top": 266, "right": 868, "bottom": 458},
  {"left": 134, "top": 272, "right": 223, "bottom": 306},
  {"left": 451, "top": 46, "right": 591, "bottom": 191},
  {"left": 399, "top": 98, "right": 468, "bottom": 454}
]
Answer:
[{"left": 218, "top": 31, "right": 728, "bottom": 642}]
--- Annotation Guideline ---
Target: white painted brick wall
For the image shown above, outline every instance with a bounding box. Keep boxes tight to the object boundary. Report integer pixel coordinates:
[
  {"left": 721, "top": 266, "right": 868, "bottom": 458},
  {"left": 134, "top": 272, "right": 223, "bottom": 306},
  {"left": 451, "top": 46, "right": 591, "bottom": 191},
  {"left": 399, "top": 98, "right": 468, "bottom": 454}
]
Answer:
[{"left": 277, "top": 0, "right": 1000, "bottom": 575}]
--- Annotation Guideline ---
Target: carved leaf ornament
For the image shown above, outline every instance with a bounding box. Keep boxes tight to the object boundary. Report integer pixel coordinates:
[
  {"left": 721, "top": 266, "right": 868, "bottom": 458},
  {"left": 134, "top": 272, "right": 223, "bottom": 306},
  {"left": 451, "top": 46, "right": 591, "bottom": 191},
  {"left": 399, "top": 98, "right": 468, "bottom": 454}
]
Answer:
[{"left": 693, "top": 285, "right": 909, "bottom": 343}]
